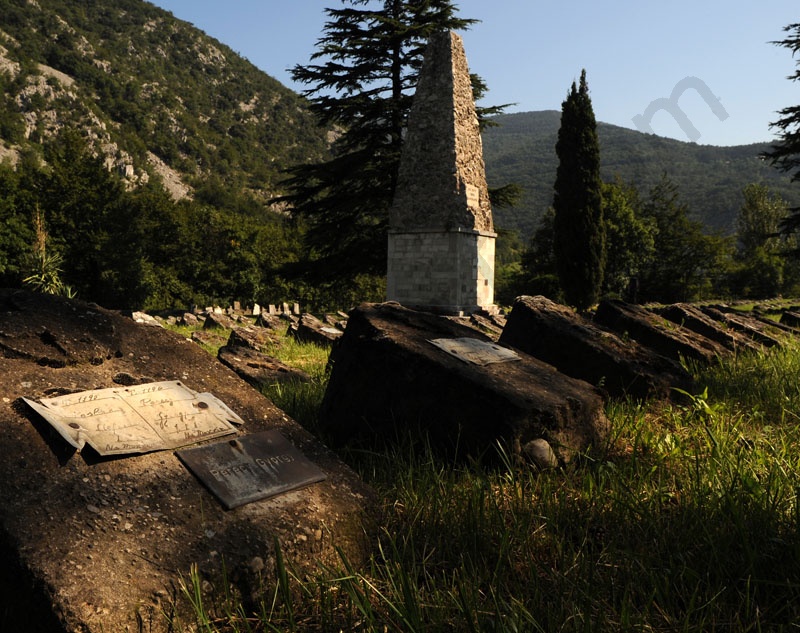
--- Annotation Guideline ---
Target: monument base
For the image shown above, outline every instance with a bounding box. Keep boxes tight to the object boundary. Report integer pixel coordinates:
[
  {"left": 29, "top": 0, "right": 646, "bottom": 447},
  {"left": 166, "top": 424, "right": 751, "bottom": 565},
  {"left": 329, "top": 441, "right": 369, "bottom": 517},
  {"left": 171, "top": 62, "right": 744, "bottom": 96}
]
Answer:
[{"left": 387, "top": 228, "right": 496, "bottom": 315}]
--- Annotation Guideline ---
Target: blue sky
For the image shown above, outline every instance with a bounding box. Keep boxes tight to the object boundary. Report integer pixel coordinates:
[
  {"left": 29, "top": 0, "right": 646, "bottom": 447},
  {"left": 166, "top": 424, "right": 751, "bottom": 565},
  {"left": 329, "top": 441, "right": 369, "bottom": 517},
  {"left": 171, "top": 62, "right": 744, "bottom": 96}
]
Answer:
[{"left": 150, "top": 1, "right": 798, "bottom": 147}]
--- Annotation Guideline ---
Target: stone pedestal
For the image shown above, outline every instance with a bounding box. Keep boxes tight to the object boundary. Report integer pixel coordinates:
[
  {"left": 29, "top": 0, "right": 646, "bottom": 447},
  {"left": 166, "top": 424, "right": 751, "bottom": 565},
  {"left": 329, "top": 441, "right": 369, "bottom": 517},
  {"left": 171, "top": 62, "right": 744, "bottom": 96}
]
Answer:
[{"left": 387, "top": 228, "right": 496, "bottom": 314}]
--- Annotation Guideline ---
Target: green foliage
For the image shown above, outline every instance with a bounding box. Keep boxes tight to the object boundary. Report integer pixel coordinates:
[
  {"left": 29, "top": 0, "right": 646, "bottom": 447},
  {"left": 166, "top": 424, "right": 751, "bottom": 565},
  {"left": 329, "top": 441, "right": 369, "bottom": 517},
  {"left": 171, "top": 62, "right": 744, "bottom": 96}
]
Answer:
[
  {"left": 483, "top": 111, "right": 800, "bottom": 242},
  {"left": 278, "top": 0, "right": 504, "bottom": 290},
  {"left": 21, "top": 206, "right": 74, "bottom": 297},
  {"left": 173, "top": 336, "right": 800, "bottom": 633},
  {"left": 764, "top": 23, "right": 800, "bottom": 197},
  {"left": 731, "top": 184, "right": 798, "bottom": 298},
  {"left": 637, "top": 174, "right": 732, "bottom": 303},
  {"left": 552, "top": 70, "right": 605, "bottom": 311},
  {"left": 511, "top": 207, "right": 563, "bottom": 302},
  {"left": 600, "top": 180, "right": 654, "bottom": 297}
]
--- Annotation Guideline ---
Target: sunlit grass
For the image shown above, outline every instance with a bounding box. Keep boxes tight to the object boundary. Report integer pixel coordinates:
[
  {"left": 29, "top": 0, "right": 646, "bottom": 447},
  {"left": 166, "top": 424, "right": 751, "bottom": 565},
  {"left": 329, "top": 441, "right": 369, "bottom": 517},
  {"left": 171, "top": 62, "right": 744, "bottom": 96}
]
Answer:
[{"left": 170, "top": 318, "right": 800, "bottom": 632}]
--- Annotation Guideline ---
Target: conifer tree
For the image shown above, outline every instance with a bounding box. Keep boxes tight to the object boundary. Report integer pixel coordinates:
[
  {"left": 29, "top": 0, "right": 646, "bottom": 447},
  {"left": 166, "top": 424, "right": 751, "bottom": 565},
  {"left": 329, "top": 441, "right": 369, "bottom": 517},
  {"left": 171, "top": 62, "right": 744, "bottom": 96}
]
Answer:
[
  {"left": 552, "top": 69, "right": 605, "bottom": 311},
  {"left": 765, "top": 23, "right": 800, "bottom": 231},
  {"left": 277, "top": 1, "right": 491, "bottom": 285}
]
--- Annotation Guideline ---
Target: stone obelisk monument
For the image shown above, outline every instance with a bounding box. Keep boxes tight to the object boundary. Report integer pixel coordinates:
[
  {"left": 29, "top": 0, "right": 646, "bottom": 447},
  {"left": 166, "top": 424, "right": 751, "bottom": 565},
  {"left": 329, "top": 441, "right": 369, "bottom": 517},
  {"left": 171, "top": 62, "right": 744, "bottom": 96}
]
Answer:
[{"left": 386, "top": 31, "right": 496, "bottom": 315}]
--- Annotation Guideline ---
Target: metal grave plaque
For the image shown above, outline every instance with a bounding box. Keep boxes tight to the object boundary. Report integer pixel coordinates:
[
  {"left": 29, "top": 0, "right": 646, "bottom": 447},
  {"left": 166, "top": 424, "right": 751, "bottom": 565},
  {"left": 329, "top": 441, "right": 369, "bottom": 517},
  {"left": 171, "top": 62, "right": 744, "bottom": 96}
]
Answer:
[
  {"left": 176, "top": 430, "right": 327, "bottom": 510},
  {"left": 23, "top": 380, "right": 243, "bottom": 456},
  {"left": 428, "top": 337, "right": 520, "bottom": 366}
]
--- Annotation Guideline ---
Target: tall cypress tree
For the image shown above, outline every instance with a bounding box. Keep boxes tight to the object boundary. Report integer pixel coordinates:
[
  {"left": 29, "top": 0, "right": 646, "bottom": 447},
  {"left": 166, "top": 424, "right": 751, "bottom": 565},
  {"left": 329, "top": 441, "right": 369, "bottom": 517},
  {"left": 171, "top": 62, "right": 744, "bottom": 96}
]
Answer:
[
  {"left": 552, "top": 69, "right": 605, "bottom": 311},
  {"left": 276, "top": 1, "right": 481, "bottom": 285}
]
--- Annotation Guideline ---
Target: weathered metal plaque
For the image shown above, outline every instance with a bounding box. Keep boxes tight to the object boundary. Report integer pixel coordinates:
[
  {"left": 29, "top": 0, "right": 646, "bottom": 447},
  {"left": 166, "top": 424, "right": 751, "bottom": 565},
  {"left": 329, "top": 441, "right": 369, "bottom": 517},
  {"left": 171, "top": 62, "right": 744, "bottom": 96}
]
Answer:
[
  {"left": 23, "top": 380, "right": 242, "bottom": 456},
  {"left": 429, "top": 337, "right": 520, "bottom": 366},
  {"left": 176, "top": 430, "right": 327, "bottom": 510}
]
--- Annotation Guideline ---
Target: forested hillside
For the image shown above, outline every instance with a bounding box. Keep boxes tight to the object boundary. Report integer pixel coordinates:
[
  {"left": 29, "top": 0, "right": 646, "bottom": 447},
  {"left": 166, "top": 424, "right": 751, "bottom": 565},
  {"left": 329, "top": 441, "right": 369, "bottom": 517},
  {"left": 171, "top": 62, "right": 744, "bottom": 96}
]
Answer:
[
  {"left": 0, "top": 0, "right": 340, "bottom": 310},
  {"left": 484, "top": 111, "right": 800, "bottom": 240},
  {"left": 0, "top": 0, "right": 328, "bottom": 200},
  {"left": 1, "top": 0, "right": 799, "bottom": 311}
]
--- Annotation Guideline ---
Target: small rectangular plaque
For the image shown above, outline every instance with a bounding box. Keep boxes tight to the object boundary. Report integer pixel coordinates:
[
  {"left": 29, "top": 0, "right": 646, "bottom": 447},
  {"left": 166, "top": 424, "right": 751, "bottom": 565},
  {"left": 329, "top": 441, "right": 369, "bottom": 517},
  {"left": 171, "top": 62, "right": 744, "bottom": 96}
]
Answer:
[
  {"left": 24, "top": 381, "right": 242, "bottom": 456},
  {"left": 176, "top": 430, "right": 327, "bottom": 510},
  {"left": 429, "top": 337, "right": 520, "bottom": 366}
]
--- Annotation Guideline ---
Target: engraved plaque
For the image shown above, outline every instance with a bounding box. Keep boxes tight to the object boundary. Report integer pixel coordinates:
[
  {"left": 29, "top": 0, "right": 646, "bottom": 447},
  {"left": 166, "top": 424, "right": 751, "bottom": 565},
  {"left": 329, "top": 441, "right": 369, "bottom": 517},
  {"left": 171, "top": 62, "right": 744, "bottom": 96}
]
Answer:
[
  {"left": 23, "top": 381, "right": 242, "bottom": 456},
  {"left": 429, "top": 337, "right": 520, "bottom": 366},
  {"left": 177, "top": 430, "right": 327, "bottom": 509},
  {"left": 465, "top": 183, "right": 480, "bottom": 211}
]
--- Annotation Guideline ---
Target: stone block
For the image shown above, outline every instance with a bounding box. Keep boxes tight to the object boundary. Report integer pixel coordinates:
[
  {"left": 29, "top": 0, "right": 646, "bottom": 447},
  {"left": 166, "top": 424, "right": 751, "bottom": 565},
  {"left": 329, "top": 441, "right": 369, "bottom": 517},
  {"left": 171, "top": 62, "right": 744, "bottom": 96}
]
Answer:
[
  {"left": 0, "top": 289, "right": 373, "bottom": 632},
  {"left": 320, "top": 302, "right": 609, "bottom": 464},
  {"left": 500, "top": 296, "right": 692, "bottom": 400}
]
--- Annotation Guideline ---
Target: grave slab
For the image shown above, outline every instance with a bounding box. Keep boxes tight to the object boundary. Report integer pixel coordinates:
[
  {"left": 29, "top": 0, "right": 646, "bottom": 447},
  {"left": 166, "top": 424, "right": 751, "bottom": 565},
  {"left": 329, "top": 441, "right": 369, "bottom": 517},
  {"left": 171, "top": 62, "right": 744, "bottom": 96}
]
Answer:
[
  {"left": 499, "top": 295, "right": 692, "bottom": 400},
  {"left": 320, "top": 302, "right": 609, "bottom": 464},
  {"left": 0, "top": 288, "right": 374, "bottom": 633}
]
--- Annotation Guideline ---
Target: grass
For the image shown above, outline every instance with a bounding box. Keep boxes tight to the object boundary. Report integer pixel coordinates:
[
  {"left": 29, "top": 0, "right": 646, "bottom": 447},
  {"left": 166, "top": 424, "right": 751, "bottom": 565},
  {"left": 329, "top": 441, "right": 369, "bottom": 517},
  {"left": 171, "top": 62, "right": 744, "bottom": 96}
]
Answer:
[{"left": 169, "top": 320, "right": 800, "bottom": 632}]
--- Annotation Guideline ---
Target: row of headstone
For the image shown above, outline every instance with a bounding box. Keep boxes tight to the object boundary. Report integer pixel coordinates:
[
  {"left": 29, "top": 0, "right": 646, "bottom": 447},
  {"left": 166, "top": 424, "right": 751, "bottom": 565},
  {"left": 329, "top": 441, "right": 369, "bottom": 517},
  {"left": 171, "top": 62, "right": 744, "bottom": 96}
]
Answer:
[{"left": 201, "top": 301, "right": 301, "bottom": 318}]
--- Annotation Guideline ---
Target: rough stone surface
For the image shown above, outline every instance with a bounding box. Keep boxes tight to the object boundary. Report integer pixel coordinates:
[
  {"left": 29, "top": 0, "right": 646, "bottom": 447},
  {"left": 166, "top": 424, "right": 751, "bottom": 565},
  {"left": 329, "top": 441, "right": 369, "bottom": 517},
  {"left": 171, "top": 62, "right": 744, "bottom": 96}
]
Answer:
[
  {"left": 780, "top": 310, "right": 800, "bottom": 329},
  {"left": 254, "top": 313, "right": 285, "bottom": 331},
  {"left": 0, "top": 289, "right": 373, "bottom": 633},
  {"left": 654, "top": 303, "right": 762, "bottom": 353},
  {"left": 203, "top": 311, "right": 238, "bottom": 330},
  {"left": 227, "top": 325, "right": 279, "bottom": 351},
  {"left": 218, "top": 345, "right": 311, "bottom": 389},
  {"left": 521, "top": 438, "right": 559, "bottom": 470},
  {"left": 389, "top": 31, "right": 491, "bottom": 232},
  {"left": 288, "top": 313, "right": 343, "bottom": 346},
  {"left": 701, "top": 306, "right": 789, "bottom": 346},
  {"left": 386, "top": 31, "right": 495, "bottom": 314},
  {"left": 500, "top": 296, "right": 692, "bottom": 400},
  {"left": 594, "top": 299, "right": 729, "bottom": 364},
  {"left": 320, "top": 302, "right": 609, "bottom": 465}
]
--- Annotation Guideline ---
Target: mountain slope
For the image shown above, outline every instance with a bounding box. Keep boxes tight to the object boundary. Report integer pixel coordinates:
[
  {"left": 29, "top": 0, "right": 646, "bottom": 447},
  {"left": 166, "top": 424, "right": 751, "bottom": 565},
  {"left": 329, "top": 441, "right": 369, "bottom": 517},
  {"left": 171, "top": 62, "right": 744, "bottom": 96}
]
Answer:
[
  {"left": 0, "top": 0, "right": 328, "bottom": 203},
  {"left": 483, "top": 111, "right": 800, "bottom": 240}
]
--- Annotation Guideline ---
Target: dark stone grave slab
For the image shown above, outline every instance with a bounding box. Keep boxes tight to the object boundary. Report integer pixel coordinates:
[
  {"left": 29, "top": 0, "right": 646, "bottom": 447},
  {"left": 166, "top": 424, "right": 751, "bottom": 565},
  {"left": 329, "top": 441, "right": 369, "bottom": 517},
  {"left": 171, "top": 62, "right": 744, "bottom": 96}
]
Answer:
[
  {"left": 654, "top": 303, "right": 761, "bottom": 353},
  {"left": 594, "top": 299, "right": 728, "bottom": 364},
  {"left": 700, "top": 306, "right": 786, "bottom": 347},
  {"left": 320, "top": 302, "right": 609, "bottom": 465},
  {"left": 0, "top": 288, "right": 373, "bottom": 633},
  {"left": 499, "top": 295, "right": 692, "bottom": 400}
]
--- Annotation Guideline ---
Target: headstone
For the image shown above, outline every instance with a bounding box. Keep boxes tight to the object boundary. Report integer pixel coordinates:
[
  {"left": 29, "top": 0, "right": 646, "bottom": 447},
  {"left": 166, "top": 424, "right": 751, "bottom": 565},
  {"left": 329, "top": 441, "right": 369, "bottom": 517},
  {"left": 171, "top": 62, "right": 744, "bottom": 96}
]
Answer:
[
  {"left": 654, "top": 303, "right": 761, "bottom": 353},
  {"left": 203, "top": 311, "right": 237, "bottom": 330},
  {"left": 386, "top": 31, "right": 496, "bottom": 315},
  {"left": 218, "top": 344, "right": 311, "bottom": 389},
  {"left": 594, "top": 299, "right": 729, "bottom": 364},
  {"left": 293, "top": 302, "right": 300, "bottom": 315},
  {"left": 499, "top": 295, "right": 692, "bottom": 400},
  {"left": 288, "top": 313, "right": 343, "bottom": 346},
  {"left": 269, "top": 304, "right": 277, "bottom": 315},
  {"left": 0, "top": 288, "right": 373, "bottom": 632},
  {"left": 320, "top": 302, "right": 609, "bottom": 464},
  {"left": 252, "top": 302, "right": 261, "bottom": 316},
  {"left": 700, "top": 305, "right": 786, "bottom": 346},
  {"left": 129, "top": 311, "right": 162, "bottom": 327},
  {"left": 233, "top": 300, "right": 242, "bottom": 313}
]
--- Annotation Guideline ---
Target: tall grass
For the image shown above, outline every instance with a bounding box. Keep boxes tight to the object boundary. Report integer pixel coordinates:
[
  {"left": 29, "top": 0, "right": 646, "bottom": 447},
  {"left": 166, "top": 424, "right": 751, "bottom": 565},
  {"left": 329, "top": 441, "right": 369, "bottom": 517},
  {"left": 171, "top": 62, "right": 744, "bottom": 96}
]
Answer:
[{"left": 175, "top": 328, "right": 800, "bottom": 632}]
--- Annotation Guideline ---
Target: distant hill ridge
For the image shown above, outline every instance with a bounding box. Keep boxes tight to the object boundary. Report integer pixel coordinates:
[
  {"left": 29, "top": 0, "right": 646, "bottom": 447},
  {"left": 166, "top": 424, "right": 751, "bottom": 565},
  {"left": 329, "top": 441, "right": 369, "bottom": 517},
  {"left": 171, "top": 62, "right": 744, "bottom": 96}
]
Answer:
[
  {"left": 483, "top": 110, "right": 800, "bottom": 240},
  {"left": 0, "top": 0, "right": 797, "bottom": 242}
]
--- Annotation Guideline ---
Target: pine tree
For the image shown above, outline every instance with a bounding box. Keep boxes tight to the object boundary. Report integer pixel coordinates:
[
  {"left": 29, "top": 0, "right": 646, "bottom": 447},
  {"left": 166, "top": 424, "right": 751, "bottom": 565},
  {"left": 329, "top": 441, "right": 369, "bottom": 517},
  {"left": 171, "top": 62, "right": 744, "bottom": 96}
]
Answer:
[
  {"left": 276, "top": 1, "right": 484, "bottom": 286},
  {"left": 765, "top": 23, "right": 800, "bottom": 231},
  {"left": 552, "top": 69, "right": 605, "bottom": 311}
]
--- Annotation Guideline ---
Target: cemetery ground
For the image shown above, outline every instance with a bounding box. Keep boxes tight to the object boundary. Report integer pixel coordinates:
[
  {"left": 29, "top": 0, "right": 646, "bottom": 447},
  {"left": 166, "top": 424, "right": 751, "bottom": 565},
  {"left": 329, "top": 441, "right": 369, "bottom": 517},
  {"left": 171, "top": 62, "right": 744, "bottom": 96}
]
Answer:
[{"left": 166, "top": 309, "right": 800, "bottom": 632}]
